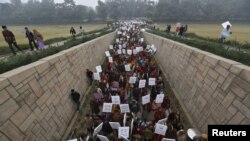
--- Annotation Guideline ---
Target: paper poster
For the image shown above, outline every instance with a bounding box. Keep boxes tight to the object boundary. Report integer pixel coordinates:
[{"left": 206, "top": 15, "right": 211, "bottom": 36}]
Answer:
[
  {"left": 141, "top": 38, "right": 144, "bottom": 42},
  {"left": 148, "top": 78, "right": 156, "bottom": 86},
  {"left": 155, "top": 94, "right": 164, "bottom": 104},
  {"left": 157, "top": 117, "right": 168, "bottom": 125},
  {"left": 136, "top": 47, "right": 143, "bottom": 52},
  {"left": 105, "top": 51, "right": 111, "bottom": 57},
  {"left": 108, "top": 57, "right": 113, "bottom": 63},
  {"left": 151, "top": 45, "right": 157, "bottom": 53},
  {"left": 142, "top": 94, "right": 150, "bottom": 105},
  {"left": 117, "top": 31, "right": 122, "bottom": 35},
  {"left": 123, "top": 113, "right": 127, "bottom": 127},
  {"left": 109, "top": 122, "right": 121, "bottom": 129},
  {"left": 109, "top": 45, "right": 113, "bottom": 50},
  {"left": 118, "top": 49, "right": 122, "bottom": 54},
  {"left": 116, "top": 38, "right": 119, "bottom": 43},
  {"left": 129, "top": 77, "right": 137, "bottom": 84},
  {"left": 93, "top": 122, "right": 103, "bottom": 136},
  {"left": 146, "top": 45, "right": 151, "bottom": 50},
  {"left": 127, "top": 36, "right": 130, "bottom": 39},
  {"left": 94, "top": 73, "right": 100, "bottom": 81},
  {"left": 125, "top": 64, "right": 131, "bottom": 72},
  {"left": 96, "top": 65, "right": 102, "bottom": 73},
  {"left": 222, "top": 21, "right": 232, "bottom": 29},
  {"left": 123, "top": 43, "right": 126, "bottom": 48},
  {"left": 67, "top": 139, "right": 77, "bottom": 141},
  {"left": 133, "top": 49, "right": 137, "bottom": 55},
  {"left": 102, "top": 103, "right": 113, "bottom": 113},
  {"left": 86, "top": 136, "right": 89, "bottom": 141},
  {"left": 119, "top": 45, "right": 122, "bottom": 49},
  {"left": 122, "top": 49, "right": 126, "bottom": 54},
  {"left": 127, "top": 49, "right": 132, "bottom": 55},
  {"left": 154, "top": 123, "right": 168, "bottom": 136},
  {"left": 111, "top": 96, "right": 121, "bottom": 104},
  {"left": 139, "top": 80, "right": 146, "bottom": 88},
  {"left": 118, "top": 127, "right": 130, "bottom": 139},
  {"left": 120, "top": 104, "right": 130, "bottom": 113},
  {"left": 97, "top": 135, "right": 109, "bottom": 141},
  {"left": 162, "top": 138, "right": 176, "bottom": 141}
]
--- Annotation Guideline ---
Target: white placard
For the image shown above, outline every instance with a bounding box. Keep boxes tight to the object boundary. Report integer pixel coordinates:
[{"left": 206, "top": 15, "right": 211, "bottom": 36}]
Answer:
[
  {"left": 155, "top": 94, "right": 164, "bottom": 104},
  {"left": 125, "top": 64, "right": 131, "bottom": 72},
  {"left": 129, "top": 77, "right": 137, "bottom": 84},
  {"left": 94, "top": 73, "right": 100, "bottom": 81},
  {"left": 97, "top": 135, "right": 109, "bottom": 141},
  {"left": 157, "top": 117, "right": 168, "bottom": 125},
  {"left": 139, "top": 80, "right": 146, "bottom": 88},
  {"left": 222, "top": 21, "right": 232, "bottom": 29},
  {"left": 108, "top": 57, "right": 113, "bottom": 63},
  {"left": 154, "top": 123, "right": 168, "bottom": 136},
  {"left": 123, "top": 43, "right": 126, "bottom": 48},
  {"left": 141, "top": 38, "right": 144, "bottom": 42},
  {"left": 102, "top": 103, "right": 113, "bottom": 113},
  {"left": 142, "top": 94, "right": 150, "bottom": 105},
  {"left": 127, "top": 50, "right": 132, "bottom": 55},
  {"left": 119, "top": 45, "right": 122, "bottom": 49},
  {"left": 86, "top": 136, "right": 89, "bottom": 141},
  {"left": 109, "top": 45, "right": 113, "bottom": 50},
  {"left": 148, "top": 78, "right": 156, "bottom": 86},
  {"left": 118, "top": 49, "right": 122, "bottom": 54},
  {"left": 109, "top": 122, "right": 121, "bottom": 129},
  {"left": 151, "top": 45, "right": 157, "bottom": 53},
  {"left": 123, "top": 113, "right": 127, "bottom": 127},
  {"left": 120, "top": 104, "right": 130, "bottom": 113},
  {"left": 117, "top": 31, "right": 122, "bottom": 35},
  {"left": 111, "top": 96, "right": 121, "bottom": 104},
  {"left": 105, "top": 51, "right": 111, "bottom": 57},
  {"left": 67, "top": 139, "right": 77, "bottom": 141},
  {"left": 122, "top": 49, "right": 126, "bottom": 54},
  {"left": 136, "top": 47, "right": 143, "bottom": 52},
  {"left": 146, "top": 45, "right": 151, "bottom": 50},
  {"left": 162, "top": 138, "right": 176, "bottom": 141},
  {"left": 116, "top": 38, "right": 119, "bottom": 43},
  {"left": 96, "top": 65, "right": 102, "bottom": 73},
  {"left": 118, "top": 127, "right": 130, "bottom": 139},
  {"left": 93, "top": 122, "right": 103, "bottom": 136},
  {"left": 133, "top": 49, "right": 137, "bottom": 55},
  {"left": 127, "top": 36, "right": 130, "bottom": 39}
]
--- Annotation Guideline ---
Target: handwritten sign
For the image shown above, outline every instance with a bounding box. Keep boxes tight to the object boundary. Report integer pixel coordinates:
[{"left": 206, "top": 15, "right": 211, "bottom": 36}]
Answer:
[
  {"left": 125, "top": 64, "right": 131, "bottom": 72},
  {"left": 222, "top": 21, "right": 232, "bottom": 29},
  {"left": 154, "top": 123, "right": 168, "bottom": 136},
  {"left": 133, "top": 49, "right": 137, "bottom": 55},
  {"left": 142, "top": 94, "right": 150, "bottom": 105},
  {"left": 127, "top": 50, "right": 132, "bottom": 55},
  {"left": 155, "top": 94, "right": 164, "bottom": 104},
  {"left": 120, "top": 104, "right": 130, "bottom": 113},
  {"left": 129, "top": 77, "right": 137, "bottom": 84},
  {"left": 102, "top": 103, "right": 112, "bottom": 113},
  {"left": 119, "top": 45, "right": 122, "bottom": 49},
  {"left": 96, "top": 65, "right": 102, "bottom": 73},
  {"left": 139, "top": 80, "right": 146, "bottom": 88},
  {"left": 118, "top": 127, "right": 130, "bottom": 139},
  {"left": 105, "top": 51, "right": 111, "bottom": 57},
  {"left": 141, "top": 38, "right": 144, "bottom": 42},
  {"left": 93, "top": 122, "right": 103, "bottom": 136},
  {"left": 148, "top": 78, "right": 156, "bottom": 86},
  {"left": 116, "top": 38, "right": 119, "bottom": 43},
  {"left": 97, "top": 135, "right": 109, "bottom": 141},
  {"left": 94, "top": 73, "right": 100, "bottom": 81},
  {"left": 111, "top": 96, "right": 121, "bottom": 104},
  {"left": 162, "top": 138, "right": 176, "bottom": 141},
  {"left": 118, "top": 49, "right": 122, "bottom": 54},
  {"left": 109, "top": 122, "right": 121, "bottom": 129},
  {"left": 108, "top": 57, "right": 113, "bottom": 63},
  {"left": 109, "top": 45, "right": 113, "bottom": 50}
]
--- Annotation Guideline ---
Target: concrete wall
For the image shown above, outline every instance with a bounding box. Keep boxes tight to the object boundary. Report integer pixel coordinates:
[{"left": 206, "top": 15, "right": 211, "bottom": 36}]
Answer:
[
  {"left": 143, "top": 32, "right": 250, "bottom": 132},
  {"left": 0, "top": 32, "right": 115, "bottom": 141}
]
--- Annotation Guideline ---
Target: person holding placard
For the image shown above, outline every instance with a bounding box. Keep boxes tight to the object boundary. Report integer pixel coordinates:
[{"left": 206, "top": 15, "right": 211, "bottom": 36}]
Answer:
[{"left": 220, "top": 24, "right": 232, "bottom": 43}]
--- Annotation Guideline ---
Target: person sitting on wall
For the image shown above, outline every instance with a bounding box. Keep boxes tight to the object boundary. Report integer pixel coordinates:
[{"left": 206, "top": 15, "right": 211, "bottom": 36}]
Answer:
[{"left": 70, "top": 89, "right": 80, "bottom": 111}]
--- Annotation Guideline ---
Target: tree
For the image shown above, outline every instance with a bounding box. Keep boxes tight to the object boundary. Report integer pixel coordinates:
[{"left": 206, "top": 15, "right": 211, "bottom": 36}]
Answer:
[{"left": 96, "top": 0, "right": 107, "bottom": 20}]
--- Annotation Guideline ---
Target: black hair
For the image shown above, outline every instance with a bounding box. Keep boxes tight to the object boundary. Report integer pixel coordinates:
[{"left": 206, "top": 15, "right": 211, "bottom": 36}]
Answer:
[
  {"left": 2, "top": 25, "right": 7, "bottom": 29},
  {"left": 71, "top": 89, "right": 75, "bottom": 92}
]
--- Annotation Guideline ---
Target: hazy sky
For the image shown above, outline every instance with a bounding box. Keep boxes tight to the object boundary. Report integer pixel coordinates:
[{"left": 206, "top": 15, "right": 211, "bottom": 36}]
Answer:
[{"left": 1, "top": 0, "right": 101, "bottom": 7}]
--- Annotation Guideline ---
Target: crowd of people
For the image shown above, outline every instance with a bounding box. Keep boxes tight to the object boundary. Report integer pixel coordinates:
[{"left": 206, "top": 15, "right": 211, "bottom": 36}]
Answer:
[{"left": 69, "top": 21, "right": 207, "bottom": 141}]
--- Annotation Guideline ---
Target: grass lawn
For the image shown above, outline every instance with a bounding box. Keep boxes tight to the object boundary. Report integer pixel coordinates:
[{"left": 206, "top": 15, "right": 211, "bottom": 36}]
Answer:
[
  {"left": 155, "top": 23, "right": 250, "bottom": 43},
  {"left": 0, "top": 23, "right": 105, "bottom": 47}
]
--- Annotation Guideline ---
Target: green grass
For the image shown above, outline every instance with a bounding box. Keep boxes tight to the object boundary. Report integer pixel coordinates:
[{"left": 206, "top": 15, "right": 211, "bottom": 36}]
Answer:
[
  {"left": 155, "top": 23, "right": 250, "bottom": 43},
  {"left": 0, "top": 29, "right": 114, "bottom": 74},
  {"left": 0, "top": 23, "right": 105, "bottom": 46}
]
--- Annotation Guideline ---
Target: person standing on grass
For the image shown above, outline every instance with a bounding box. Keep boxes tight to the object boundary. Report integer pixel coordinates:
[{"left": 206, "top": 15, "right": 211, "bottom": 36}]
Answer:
[
  {"left": 70, "top": 27, "right": 76, "bottom": 39},
  {"left": 2, "top": 25, "right": 22, "bottom": 55},
  {"left": 25, "top": 27, "right": 39, "bottom": 51},
  {"left": 33, "top": 29, "right": 45, "bottom": 49},
  {"left": 220, "top": 25, "right": 232, "bottom": 43},
  {"left": 79, "top": 26, "right": 85, "bottom": 37}
]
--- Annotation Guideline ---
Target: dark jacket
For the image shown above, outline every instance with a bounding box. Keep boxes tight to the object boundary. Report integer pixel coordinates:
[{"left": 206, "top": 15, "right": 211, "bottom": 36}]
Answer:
[
  {"left": 26, "top": 31, "right": 35, "bottom": 40},
  {"left": 71, "top": 91, "right": 80, "bottom": 102}
]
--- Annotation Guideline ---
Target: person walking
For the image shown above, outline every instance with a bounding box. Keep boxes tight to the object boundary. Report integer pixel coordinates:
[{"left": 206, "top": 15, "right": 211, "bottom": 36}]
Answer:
[
  {"left": 70, "top": 27, "right": 76, "bottom": 39},
  {"left": 70, "top": 89, "right": 81, "bottom": 111},
  {"left": 2, "top": 25, "right": 22, "bottom": 55},
  {"left": 25, "top": 27, "right": 39, "bottom": 51},
  {"left": 33, "top": 29, "right": 45, "bottom": 49}
]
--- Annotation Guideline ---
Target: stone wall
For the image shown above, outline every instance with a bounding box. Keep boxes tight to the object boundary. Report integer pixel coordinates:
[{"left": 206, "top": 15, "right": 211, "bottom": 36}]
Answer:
[
  {"left": 143, "top": 32, "right": 250, "bottom": 132},
  {"left": 0, "top": 32, "right": 115, "bottom": 141}
]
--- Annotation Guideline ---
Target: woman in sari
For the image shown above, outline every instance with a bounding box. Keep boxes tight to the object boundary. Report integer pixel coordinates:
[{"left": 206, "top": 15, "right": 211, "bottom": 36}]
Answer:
[{"left": 33, "top": 29, "right": 45, "bottom": 49}]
